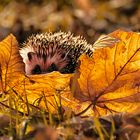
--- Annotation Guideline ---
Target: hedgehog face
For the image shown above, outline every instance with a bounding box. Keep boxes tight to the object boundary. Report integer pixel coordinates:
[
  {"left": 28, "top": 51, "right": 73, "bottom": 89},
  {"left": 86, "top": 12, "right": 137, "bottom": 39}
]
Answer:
[
  {"left": 22, "top": 50, "right": 69, "bottom": 75},
  {"left": 20, "top": 32, "right": 93, "bottom": 75}
]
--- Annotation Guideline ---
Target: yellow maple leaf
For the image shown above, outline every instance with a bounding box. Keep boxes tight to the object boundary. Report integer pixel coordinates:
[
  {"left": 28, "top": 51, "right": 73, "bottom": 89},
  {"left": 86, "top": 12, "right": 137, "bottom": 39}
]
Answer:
[
  {"left": 0, "top": 34, "right": 25, "bottom": 92},
  {"left": 72, "top": 30, "right": 140, "bottom": 116},
  {"left": 17, "top": 72, "right": 76, "bottom": 113}
]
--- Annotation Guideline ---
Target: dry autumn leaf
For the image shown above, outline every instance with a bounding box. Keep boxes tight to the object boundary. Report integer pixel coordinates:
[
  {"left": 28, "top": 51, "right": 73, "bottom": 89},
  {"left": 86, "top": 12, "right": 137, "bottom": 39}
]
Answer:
[
  {"left": 16, "top": 72, "right": 76, "bottom": 113},
  {"left": 92, "top": 34, "right": 120, "bottom": 49},
  {"left": 72, "top": 30, "right": 140, "bottom": 116},
  {"left": 0, "top": 34, "right": 25, "bottom": 92}
]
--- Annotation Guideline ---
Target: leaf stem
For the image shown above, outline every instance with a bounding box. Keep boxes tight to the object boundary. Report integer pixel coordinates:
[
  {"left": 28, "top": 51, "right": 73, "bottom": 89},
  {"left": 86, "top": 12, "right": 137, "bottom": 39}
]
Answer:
[{"left": 75, "top": 103, "right": 93, "bottom": 116}]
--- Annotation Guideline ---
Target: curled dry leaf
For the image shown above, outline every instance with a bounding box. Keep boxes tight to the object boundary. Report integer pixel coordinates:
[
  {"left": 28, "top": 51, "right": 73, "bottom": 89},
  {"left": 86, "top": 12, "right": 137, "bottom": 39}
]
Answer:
[
  {"left": 72, "top": 30, "right": 140, "bottom": 116},
  {"left": 92, "top": 34, "right": 120, "bottom": 49},
  {"left": 0, "top": 34, "right": 25, "bottom": 92}
]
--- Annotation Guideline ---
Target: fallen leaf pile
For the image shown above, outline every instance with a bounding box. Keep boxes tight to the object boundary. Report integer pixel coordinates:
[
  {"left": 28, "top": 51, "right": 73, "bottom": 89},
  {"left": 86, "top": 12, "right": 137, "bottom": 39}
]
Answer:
[{"left": 0, "top": 29, "right": 140, "bottom": 118}]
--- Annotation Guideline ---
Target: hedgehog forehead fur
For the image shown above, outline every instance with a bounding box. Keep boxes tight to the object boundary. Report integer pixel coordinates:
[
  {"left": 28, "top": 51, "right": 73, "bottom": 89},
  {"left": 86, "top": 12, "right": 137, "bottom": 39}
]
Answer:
[{"left": 20, "top": 31, "right": 93, "bottom": 74}]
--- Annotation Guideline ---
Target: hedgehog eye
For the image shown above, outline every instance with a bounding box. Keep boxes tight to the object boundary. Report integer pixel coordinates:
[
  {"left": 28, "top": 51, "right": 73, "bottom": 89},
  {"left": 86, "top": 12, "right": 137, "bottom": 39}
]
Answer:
[
  {"left": 32, "top": 64, "right": 41, "bottom": 74},
  {"left": 47, "top": 63, "right": 58, "bottom": 72},
  {"left": 27, "top": 52, "right": 35, "bottom": 61}
]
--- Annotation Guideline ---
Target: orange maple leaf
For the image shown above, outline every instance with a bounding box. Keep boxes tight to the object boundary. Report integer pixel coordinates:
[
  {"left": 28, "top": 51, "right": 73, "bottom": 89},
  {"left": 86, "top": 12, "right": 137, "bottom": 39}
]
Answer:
[
  {"left": 0, "top": 34, "right": 25, "bottom": 92},
  {"left": 71, "top": 30, "right": 140, "bottom": 116}
]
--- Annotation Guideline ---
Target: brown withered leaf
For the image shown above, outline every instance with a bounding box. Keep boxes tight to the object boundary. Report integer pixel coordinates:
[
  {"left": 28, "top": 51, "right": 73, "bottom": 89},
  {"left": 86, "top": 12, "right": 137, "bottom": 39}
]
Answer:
[
  {"left": 72, "top": 30, "right": 140, "bottom": 116},
  {"left": 34, "top": 126, "right": 58, "bottom": 140}
]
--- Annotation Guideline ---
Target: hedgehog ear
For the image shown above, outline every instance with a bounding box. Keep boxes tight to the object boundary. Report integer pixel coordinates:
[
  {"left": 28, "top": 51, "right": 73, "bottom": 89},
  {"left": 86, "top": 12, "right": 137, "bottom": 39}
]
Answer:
[{"left": 27, "top": 52, "right": 35, "bottom": 61}]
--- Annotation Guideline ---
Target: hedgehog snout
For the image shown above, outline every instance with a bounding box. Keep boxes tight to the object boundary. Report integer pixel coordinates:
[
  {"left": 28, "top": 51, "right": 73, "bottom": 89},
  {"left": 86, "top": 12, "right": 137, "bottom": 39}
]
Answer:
[{"left": 25, "top": 51, "right": 68, "bottom": 75}]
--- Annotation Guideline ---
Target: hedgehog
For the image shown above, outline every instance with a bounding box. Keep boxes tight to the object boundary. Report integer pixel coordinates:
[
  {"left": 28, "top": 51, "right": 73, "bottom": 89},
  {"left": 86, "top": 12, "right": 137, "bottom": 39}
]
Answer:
[{"left": 20, "top": 32, "right": 93, "bottom": 75}]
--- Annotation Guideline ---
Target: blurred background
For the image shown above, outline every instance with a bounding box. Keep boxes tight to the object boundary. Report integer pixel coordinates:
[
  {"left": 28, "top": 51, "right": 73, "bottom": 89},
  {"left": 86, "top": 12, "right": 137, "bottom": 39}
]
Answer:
[{"left": 0, "top": 0, "right": 139, "bottom": 44}]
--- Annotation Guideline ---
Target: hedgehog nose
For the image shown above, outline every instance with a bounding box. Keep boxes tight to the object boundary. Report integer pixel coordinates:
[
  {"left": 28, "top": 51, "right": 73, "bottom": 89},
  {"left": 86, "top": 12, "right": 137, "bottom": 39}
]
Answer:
[{"left": 47, "top": 63, "right": 58, "bottom": 73}]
